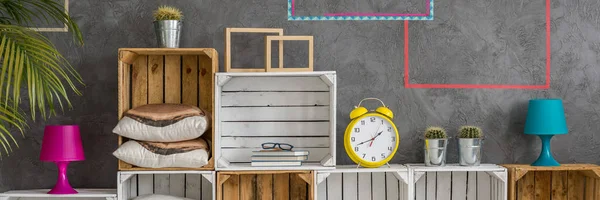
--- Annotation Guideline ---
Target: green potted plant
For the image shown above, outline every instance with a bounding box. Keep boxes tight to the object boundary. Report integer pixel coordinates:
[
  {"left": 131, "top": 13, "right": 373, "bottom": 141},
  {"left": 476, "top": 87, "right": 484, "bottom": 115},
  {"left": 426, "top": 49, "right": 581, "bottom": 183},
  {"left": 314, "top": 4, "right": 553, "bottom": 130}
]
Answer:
[
  {"left": 457, "top": 126, "right": 483, "bottom": 166},
  {"left": 153, "top": 5, "right": 183, "bottom": 48},
  {"left": 0, "top": 0, "right": 83, "bottom": 156},
  {"left": 424, "top": 126, "right": 448, "bottom": 166}
]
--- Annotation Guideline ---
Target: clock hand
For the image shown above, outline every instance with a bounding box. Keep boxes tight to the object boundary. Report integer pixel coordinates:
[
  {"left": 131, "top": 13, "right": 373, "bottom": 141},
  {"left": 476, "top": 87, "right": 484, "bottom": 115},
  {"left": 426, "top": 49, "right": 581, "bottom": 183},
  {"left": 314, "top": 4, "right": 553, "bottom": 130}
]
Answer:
[{"left": 369, "top": 131, "right": 383, "bottom": 147}]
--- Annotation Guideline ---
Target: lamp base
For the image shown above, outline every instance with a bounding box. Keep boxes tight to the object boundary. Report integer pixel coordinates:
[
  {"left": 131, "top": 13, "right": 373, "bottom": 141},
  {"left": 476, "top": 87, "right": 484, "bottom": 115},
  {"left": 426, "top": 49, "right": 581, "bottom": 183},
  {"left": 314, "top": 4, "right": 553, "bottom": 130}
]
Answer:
[
  {"left": 48, "top": 161, "right": 78, "bottom": 194},
  {"left": 531, "top": 135, "right": 560, "bottom": 166}
]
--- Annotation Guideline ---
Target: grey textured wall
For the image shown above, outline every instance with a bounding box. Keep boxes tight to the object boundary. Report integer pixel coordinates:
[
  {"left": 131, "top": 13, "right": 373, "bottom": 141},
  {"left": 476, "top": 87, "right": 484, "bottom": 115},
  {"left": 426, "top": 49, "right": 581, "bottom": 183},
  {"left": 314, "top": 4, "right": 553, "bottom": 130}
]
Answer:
[{"left": 2, "top": 0, "right": 600, "bottom": 190}]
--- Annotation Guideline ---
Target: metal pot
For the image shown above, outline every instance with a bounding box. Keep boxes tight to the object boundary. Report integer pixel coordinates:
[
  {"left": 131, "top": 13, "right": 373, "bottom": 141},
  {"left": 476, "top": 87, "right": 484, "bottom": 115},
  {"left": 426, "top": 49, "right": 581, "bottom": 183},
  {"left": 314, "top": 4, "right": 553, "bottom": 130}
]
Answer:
[
  {"left": 154, "top": 20, "right": 182, "bottom": 48},
  {"left": 458, "top": 138, "right": 482, "bottom": 166},
  {"left": 424, "top": 139, "right": 448, "bottom": 166}
]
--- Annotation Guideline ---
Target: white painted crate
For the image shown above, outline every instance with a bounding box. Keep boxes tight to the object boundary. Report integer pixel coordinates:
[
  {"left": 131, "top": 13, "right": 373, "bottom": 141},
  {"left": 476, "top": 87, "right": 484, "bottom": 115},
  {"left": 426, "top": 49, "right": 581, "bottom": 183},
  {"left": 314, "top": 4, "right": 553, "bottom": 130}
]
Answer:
[
  {"left": 215, "top": 72, "right": 337, "bottom": 171},
  {"left": 117, "top": 171, "right": 214, "bottom": 200},
  {"left": 315, "top": 165, "right": 409, "bottom": 200},
  {"left": 407, "top": 164, "right": 507, "bottom": 200}
]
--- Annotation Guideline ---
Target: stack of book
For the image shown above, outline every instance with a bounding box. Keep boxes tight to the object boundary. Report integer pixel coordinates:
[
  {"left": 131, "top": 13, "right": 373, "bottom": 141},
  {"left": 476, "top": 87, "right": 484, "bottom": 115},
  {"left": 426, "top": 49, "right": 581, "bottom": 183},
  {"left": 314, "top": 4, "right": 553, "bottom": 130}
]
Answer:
[{"left": 251, "top": 149, "right": 309, "bottom": 167}]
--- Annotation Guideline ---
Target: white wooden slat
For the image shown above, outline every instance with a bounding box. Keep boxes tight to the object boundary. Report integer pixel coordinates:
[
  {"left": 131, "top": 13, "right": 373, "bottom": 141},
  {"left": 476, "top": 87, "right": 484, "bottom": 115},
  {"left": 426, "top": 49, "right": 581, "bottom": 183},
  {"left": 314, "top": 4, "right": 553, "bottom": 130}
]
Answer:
[
  {"left": 221, "top": 92, "right": 330, "bottom": 106},
  {"left": 477, "top": 172, "right": 491, "bottom": 200},
  {"left": 491, "top": 177, "right": 496, "bottom": 200},
  {"left": 372, "top": 172, "right": 386, "bottom": 200},
  {"left": 169, "top": 174, "right": 185, "bottom": 197},
  {"left": 358, "top": 172, "right": 371, "bottom": 200},
  {"left": 327, "top": 173, "right": 343, "bottom": 200},
  {"left": 201, "top": 175, "right": 212, "bottom": 200},
  {"left": 222, "top": 77, "right": 329, "bottom": 92},
  {"left": 221, "top": 136, "right": 329, "bottom": 148},
  {"left": 123, "top": 177, "right": 131, "bottom": 200},
  {"left": 452, "top": 172, "right": 467, "bottom": 200},
  {"left": 400, "top": 181, "right": 408, "bottom": 200},
  {"left": 426, "top": 172, "right": 436, "bottom": 200},
  {"left": 436, "top": 172, "right": 451, "bottom": 200},
  {"left": 415, "top": 172, "right": 426, "bottom": 200},
  {"left": 466, "top": 172, "right": 477, "bottom": 200},
  {"left": 129, "top": 175, "right": 137, "bottom": 198},
  {"left": 343, "top": 173, "right": 358, "bottom": 200},
  {"left": 222, "top": 147, "right": 329, "bottom": 162},
  {"left": 138, "top": 174, "right": 154, "bottom": 196},
  {"left": 317, "top": 180, "right": 327, "bottom": 200},
  {"left": 222, "top": 122, "right": 330, "bottom": 136},
  {"left": 154, "top": 174, "right": 170, "bottom": 195},
  {"left": 386, "top": 172, "right": 399, "bottom": 200},
  {"left": 221, "top": 107, "right": 329, "bottom": 121},
  {"left": 185, "top": 174, "right": 201, "bottom": 200}
]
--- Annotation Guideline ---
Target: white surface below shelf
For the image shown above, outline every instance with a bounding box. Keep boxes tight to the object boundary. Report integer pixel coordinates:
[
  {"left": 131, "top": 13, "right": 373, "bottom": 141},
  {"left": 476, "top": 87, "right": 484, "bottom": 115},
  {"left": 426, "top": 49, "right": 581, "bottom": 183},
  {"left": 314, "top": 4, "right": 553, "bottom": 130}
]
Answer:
[
  {"left": 0, "top": 189, "right": 116, "bottom": 198},
  {"left": 218, "top": 162, "right": 334, "bottom": 171},
  {"left": 407, "top": 163, "right": 506, "bottom": 172}
]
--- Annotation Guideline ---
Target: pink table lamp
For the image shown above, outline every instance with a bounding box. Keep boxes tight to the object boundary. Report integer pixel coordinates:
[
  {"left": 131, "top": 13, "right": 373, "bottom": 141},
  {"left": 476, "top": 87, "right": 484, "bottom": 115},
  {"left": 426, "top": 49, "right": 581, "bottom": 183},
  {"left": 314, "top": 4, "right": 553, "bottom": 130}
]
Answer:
[{"left": 40, "top": 125, "right": 85, "bottom": 194}]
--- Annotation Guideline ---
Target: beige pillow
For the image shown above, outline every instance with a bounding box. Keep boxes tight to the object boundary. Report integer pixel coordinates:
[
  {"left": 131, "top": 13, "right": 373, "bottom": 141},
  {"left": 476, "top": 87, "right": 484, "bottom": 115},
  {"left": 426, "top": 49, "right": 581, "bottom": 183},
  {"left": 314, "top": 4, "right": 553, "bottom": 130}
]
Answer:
[
  {"left": 113, "top": 138, "right": 210, "bottom": 168},
  {"left": 113, "top": 104, "right": 210, "bottom": 142}
]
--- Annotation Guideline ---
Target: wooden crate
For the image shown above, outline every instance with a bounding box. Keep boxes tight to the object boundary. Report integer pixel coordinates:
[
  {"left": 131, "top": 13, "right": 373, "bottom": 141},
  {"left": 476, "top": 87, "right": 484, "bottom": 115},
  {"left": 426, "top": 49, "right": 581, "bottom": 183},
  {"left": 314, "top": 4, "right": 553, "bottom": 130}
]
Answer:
[
  {"left": 502, "top": 164, "right": 600, "bottom": 200},
  {"left": 118, "top": 171, "right": 214, "bottom": 200},
  {"left": 408, "top": 164, "right": 508, "bottom": 200},
  {"left": 214, "top": 72, "right": 336, "bottom": 170},
  {"left": 118, "top": 48, "right": 217, "bottom": 171},
  {"left": 216, "top": 171, "right": 313, "bottom": 200},
  {"left": 315, "top": 165, "right": 409, "bottom": 200}
]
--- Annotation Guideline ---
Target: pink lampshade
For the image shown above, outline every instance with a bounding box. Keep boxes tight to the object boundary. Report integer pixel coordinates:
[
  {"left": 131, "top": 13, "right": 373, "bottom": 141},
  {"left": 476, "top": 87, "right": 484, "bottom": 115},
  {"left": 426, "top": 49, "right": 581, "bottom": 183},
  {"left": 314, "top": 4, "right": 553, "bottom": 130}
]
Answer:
[{"left": 40, "top": 125, "right": 85, "bottom": 162}]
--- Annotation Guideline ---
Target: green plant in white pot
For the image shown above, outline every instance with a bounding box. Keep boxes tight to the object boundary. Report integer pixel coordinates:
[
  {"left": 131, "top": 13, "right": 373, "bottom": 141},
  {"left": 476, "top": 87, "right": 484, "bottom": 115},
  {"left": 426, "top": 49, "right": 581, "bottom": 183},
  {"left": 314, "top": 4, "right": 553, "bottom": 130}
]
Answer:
[
  {"left": 457, "top": 126, "right": 483, "bottom": 166},
  {"left": 153, "top": 5, "right": 183, "bottom": 48},
  {"left": 424, "top": 127, "right": 448, "bottom": 166},
  {"left": 0, "top": 0, "right": 84, "bottom": 156}
]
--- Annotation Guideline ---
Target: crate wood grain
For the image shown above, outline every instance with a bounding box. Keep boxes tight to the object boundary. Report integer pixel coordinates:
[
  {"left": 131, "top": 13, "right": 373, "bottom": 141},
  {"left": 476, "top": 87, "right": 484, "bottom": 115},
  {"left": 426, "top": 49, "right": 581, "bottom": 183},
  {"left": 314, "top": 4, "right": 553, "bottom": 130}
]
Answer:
[
  {"left": 225, "top": 28, "right": 284, "bottom": 72},
  {"left": 502, "top": 164, "right": 600, "bottom": 200},
  {"left": 408, "top": 164, "right": 508, "bottom": 200},
  {"left": 117, "top": 48, "right": 217, "bottom": 171},
  {"left": 216, "top": 171, "right": 313, "bottom": 200},
  {"left": 215, "top": 72, "right": 336, "bottom": 171},
  {"left": 315, "top": 165, "right": 409, "bottom": 200},
  {"left": 117, "top": 171, "right": 214, "bottom": 200}
]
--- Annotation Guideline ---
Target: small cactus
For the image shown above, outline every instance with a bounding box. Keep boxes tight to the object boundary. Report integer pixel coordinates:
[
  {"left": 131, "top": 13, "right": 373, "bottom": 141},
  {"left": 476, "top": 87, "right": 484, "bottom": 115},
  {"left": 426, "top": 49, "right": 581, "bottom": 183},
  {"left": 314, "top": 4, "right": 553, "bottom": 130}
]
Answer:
[
  {"left": 425, "top": 127, "right": 447, "bottom": 139},
  {"left": 154, "top": 6, "right": 183, "bottom": 21},
  {"left": 458, "top": 126, "right": 482, "bottom": 138}
]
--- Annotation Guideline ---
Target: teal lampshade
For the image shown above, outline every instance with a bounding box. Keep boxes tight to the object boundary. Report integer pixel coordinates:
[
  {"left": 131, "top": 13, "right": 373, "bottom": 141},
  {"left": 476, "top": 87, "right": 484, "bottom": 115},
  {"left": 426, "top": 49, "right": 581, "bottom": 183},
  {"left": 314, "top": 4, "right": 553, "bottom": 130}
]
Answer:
[{"left": 524, "top": 99, "right": 568, "bottom": 135}]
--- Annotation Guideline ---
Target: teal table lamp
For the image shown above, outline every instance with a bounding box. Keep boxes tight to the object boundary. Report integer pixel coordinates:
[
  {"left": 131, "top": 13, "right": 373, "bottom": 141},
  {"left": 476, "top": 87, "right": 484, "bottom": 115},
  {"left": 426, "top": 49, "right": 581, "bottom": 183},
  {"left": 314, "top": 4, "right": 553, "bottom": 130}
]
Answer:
[{"left": 524, "top": 99, "right": 568, "bottom": 166}]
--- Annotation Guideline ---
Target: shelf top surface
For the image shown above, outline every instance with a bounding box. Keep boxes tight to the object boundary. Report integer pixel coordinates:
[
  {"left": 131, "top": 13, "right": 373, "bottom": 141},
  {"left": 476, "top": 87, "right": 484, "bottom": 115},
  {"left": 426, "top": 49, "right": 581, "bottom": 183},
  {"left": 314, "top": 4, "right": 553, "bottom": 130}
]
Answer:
[
  {"left": 218, "top": 162, "right": 334, "bottom": 171},
  {"left": 501, "top": 163, "right": 600, "bottom": 171},
  {"left": 317, "top": 164, "right": 407, "bottom": 173},
  {"left": 216, "top": 71, "right": 336, "bottom": 77},
  {"left": 408, "top": 164, "right": 506, "bottom": 172},
  {"left": 0, "top": 189, "right": 116, "bottom": 197}
]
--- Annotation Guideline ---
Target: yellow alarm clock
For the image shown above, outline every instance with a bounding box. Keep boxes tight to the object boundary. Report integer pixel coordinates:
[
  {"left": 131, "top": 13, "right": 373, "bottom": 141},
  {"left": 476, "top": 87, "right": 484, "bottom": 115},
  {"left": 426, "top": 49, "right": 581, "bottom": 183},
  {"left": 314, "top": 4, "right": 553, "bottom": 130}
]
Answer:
[{"left": 344, "top": 98, "right": 399, "bottom": 168}]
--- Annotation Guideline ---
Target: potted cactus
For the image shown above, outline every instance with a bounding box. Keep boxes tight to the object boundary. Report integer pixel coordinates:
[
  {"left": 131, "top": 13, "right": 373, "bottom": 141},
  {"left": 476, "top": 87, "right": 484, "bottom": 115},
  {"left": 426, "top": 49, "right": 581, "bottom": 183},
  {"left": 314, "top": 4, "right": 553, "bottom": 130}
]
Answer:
[
  {"left": 424, "top": 127, "right": 448, "bottom": 166},
  {"left": 153, "top": 5, "right": 183, "bottom": 48},
  {"left": 457, "top": 126, "right": 483, "bottom": 166}
]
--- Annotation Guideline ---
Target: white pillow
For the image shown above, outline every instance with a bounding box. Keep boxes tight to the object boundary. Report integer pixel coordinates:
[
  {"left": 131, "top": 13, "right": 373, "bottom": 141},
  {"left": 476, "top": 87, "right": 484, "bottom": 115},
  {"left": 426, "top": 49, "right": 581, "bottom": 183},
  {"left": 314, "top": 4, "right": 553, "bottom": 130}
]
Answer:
[
  {"left": 113, "top": 141, "right": 209, "bottom": 168},
  {"left": 133, "top": 194, "right": 194, "bottom": 200},
  {"left": 113, "top": 116, "right": 208, "bottom": 142}
]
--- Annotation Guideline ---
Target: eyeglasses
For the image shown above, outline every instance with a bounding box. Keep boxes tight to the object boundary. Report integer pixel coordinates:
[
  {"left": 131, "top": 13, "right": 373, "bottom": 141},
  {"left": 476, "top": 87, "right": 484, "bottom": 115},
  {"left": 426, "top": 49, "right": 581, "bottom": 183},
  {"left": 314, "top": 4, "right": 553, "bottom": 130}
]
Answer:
[{"left": 261, "top": 142, "right": 294, "bottom": 151}]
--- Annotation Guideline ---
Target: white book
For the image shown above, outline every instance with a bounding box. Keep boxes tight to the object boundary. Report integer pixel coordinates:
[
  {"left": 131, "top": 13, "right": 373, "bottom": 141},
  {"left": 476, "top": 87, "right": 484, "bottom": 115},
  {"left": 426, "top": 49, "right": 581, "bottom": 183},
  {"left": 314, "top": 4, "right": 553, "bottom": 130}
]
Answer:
[
  {"left": 251, "top": 156, "right": 308, "bottom": 161},
  {"left": 252, "top": 150, "right": 309, "bottom": 157},
  {"left": 251, "top": 161, "right": 302, "bottom": 167}
]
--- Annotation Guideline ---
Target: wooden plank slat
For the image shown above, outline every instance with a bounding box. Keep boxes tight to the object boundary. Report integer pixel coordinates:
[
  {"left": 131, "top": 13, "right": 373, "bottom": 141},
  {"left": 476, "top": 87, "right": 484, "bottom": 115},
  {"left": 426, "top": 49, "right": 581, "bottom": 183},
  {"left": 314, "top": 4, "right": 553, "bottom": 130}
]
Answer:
[
  {"left": 165, "top": 55, "right": 181, "bottom": 104},
  {"left": 327, "top": 173, "right": 342, "bottom": 200},
  {"left": 147, "top": 55, "right": 164, "bottom": 104},
  {"left": 436, "top": 172, "right": 451, "bottom": 200},
  {"left": 221, "top": 147, "right": 329, "bottom": 162},
  {"left": 567, "top": 171, "right": 584, "bottom": 200},
  {"left": 129, "top": 175, "right": 138, "bottom": 198},
  {"left": 118, "top": 60, "right": 130, "bottom": 119},
  {"left": 534, "top": 171, "right": 551, "bottom": 200},
  {"left": 517, "top": 172, "right": 534, "bottom": 200},
  {"left": 452, "top": 172, "right": 467, "bottom": 200},
  {"left": 477, "top": 172, "right": 492, "bottom": 200},
  {"left": 220, "top": 107, "right": 329, "bottom": 121},
  {"left": 201, "top": 174, "right": 212, "bottom": 200},
  {"left": 222, "top": 77, "right": 329, "bottom": 92},
  {"left": 154, "top": 174, "right": 170, "bottom": 195},
  {"left": 466, "top": 172, "right": 476, "bottom": 200},
  {"left": 169, "top": 174, "right": 185, "bottom": 197},
  {"left": 221, "top": 136, "right": 329, "bottom": 148},
  {"left": 291, "top": 173, "right": 308, "bottom": 200},
  {"left": 198, "top": 54, "right": 214, "bottom": 113},
  {"left": 221, "top": 92, "right": 330, "bottom": 106},
  {"left": 415, "top": 172, "right": 426, "bottom": 200},
  {"left": 596, "top": 178, "right": 600, "bottom": 200},
  {"left": 222, "top": 122, "right": 330, "bottom": 136},
  {"left": 317, "top": 179, "right": 327, "bottom": 200},
  {"left": 274, "top": 174, "right": 290, "bottom": 200},
  {"left": 131, "top": 55, "right": 148, "bottom": 108},
  {"left": 552, "top": 171, "right": 568, "bottom": 200},
  {"left": 426, "top": 172, "right": 436, "bottom": 200},
  {"left": 358, "top": 172, "right": 371, "bottom": 200},
  {"left": 386, "top": 172, "right": 399, "bottom": 200},
  {"left": 585, "top": 177, "right": 595, "bottom": 200},
  {"left": 257, "top": 174, "right": 273, "bottom": 200},
  {"left": 223, "top": 174, "right": 240, "bottom": 200},
  {"left": 182, "top": 55, "right": 198, "bottom": 106},
  {"left": 185, "top": 174, "right": 202, "bottom": 200},
  {"left": 372, "top": 172, "right": 386, "bottom": 200},
  {"left": 240, "top": 174, "right": 256, "bottom": 200},
  {"left": 138, "top": 174, "right": 153, "bottom": 196}
]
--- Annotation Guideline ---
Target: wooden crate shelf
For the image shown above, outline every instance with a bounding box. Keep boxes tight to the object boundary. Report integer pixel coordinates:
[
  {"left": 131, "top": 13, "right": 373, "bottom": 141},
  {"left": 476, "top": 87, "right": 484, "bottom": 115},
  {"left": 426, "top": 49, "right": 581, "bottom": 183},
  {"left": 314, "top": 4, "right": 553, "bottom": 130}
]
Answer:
[
  {"left": 407, "top": 164, "right": 508, "bottom": 200},
  {"left": 216, "top": 171, "right": 313, "bottom": 200},
  {"left": 214, "top": 72, "right": 336, "bottom": 171},
  {"left": 502, "top": 164, "right": 600, "bottom": 200},
  {"left": 118, "top": 171, "right": 214, "bottom": 200},
  {"left": 117, "top": 48, "right": 217, "bottom": 171},
  {"left": 315, "top": 165, "right": 409, "bottom": 200}
]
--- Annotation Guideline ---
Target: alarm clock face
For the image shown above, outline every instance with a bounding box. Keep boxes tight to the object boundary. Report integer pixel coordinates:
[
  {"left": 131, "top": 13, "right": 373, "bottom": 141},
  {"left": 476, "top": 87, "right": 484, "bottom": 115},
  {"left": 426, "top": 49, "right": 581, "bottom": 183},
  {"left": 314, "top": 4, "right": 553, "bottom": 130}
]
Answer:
[{"left": 349, "top": 115, "right": 398, "bottom": 163}]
